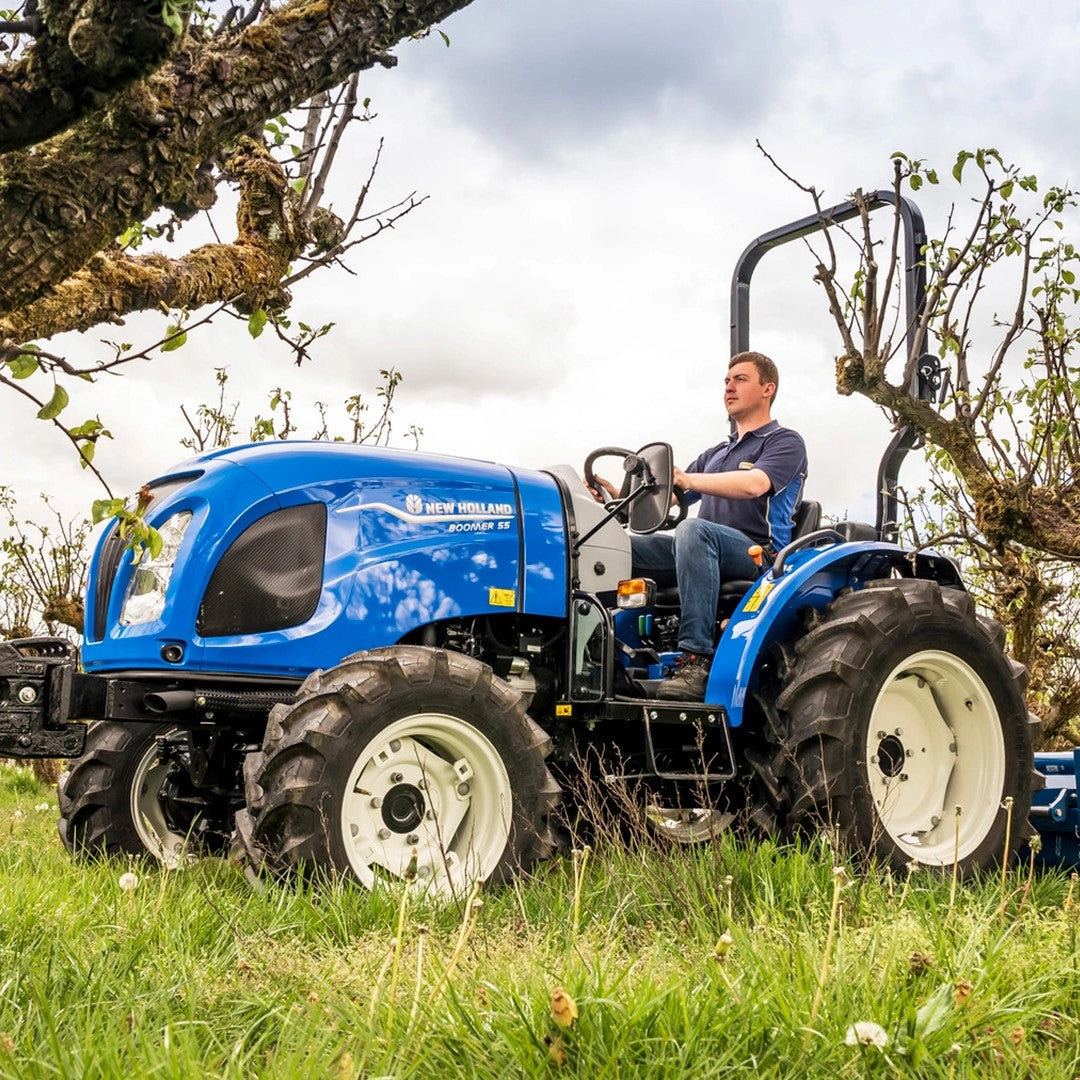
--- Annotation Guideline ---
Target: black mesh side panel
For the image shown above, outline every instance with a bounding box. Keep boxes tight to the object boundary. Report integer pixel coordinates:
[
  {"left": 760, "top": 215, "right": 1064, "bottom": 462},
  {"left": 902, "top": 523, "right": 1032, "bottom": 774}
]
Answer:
[
  {"left": 91, "top": 523, "right": 125, "bottom": 642},
  {"left": 197, "top": 503, "right": 327, "bottom": 637}
]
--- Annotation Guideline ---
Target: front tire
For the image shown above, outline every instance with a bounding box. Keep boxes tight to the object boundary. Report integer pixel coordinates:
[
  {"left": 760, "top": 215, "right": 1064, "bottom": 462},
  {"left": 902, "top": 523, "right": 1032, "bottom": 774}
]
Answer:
[
  {"left": 238, "top": 647, "right": 562, "bottom": 894},
  {"left": 58, "top": 721, "right": 189, "bottom": 862},
  {"left": 758, "top": 579, "right": 1037, "bottom": 876}
]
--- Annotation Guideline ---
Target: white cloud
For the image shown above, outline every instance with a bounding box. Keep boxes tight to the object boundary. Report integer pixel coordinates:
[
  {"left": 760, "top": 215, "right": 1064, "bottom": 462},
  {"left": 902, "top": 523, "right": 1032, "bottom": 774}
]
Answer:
[{"left": 3, "top": 0, "right": 1078, "bottom": 533}]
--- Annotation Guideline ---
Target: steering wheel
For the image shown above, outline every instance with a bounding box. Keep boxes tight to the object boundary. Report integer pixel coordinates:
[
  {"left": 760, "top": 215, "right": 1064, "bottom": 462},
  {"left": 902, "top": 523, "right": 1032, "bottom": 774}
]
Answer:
[{"left": 583, "top": 445, "right": 688, "bottom": 532}]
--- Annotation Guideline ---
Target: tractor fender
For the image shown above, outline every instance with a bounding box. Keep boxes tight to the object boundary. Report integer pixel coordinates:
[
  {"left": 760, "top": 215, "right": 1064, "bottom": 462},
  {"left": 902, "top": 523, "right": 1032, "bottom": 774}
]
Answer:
[{"left": 707, "top": 540, "right": 963, "bottom": 726}]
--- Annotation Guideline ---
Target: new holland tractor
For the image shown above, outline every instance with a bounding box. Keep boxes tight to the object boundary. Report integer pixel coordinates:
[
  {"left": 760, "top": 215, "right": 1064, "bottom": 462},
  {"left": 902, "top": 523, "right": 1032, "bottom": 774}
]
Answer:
[{"left": 1, "top": 193, "right": 1076, "bottom": 892}]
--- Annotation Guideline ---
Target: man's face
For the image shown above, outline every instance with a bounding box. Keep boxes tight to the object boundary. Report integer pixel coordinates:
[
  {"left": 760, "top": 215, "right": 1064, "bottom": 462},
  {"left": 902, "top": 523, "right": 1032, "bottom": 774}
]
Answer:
[{"left": 724, "top": 361, "right": 774, "bottom": 420}]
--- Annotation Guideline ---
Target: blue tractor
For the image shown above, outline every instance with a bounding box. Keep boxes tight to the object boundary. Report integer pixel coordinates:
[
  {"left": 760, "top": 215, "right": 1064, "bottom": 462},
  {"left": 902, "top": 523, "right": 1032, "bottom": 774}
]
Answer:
[{"left": 1, "top": 194, "right": 1073, "bottom": 891}]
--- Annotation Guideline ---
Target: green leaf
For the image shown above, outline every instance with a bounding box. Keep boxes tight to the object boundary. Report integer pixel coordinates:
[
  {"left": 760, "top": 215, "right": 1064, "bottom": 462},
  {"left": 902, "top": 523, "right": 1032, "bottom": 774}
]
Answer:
[
  {"left": 92, "top": 498, "right": 125, "bottom": 524},
  {"left": 1064, "top": 269, "right": 1076, "bottom": 285},
  {"left": 36, "top": 383, "right": 69, "bottom": 420},
  {"left": 438, "top": 30, "right": 450, "bottom": 46},
  {"left": 248, "top": 309, "right": 267, "bottom": 339},
  {"left": 290, "top": 177, "right": 306, "bottom": 194},
  {"left": 161, "top": 326, "right": 188, "bottom": 352},
  {"left": 7, "top": 354, "right": 39, "bottom": 379},
  {"left": 78, "top": 442, "right": 96, "bottom": 468},
  {"left": 925, "top": 168, "right": 939, "bottom": 184},
  {"left": 147, "top": 528, "right": 164, "bottom": 561},
  {"left": 913, "top": 983, "right": 953, "bottom": 1039},
  {"left": 909, "top": 173, "right": 923, "bottom": 191}
]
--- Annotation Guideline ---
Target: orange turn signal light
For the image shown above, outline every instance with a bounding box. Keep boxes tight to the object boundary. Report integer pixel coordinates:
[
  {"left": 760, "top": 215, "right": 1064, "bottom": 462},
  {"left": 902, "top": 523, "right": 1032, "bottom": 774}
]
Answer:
[{"left": 616, "top": 578, "right": 656, "bottom": 608}]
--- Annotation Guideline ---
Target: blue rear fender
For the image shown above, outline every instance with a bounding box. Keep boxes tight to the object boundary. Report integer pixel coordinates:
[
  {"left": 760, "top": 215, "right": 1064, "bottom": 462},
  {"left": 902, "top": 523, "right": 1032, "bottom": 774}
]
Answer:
[{"left": 707, "top": 542, "right": 963, "bottom": 726}]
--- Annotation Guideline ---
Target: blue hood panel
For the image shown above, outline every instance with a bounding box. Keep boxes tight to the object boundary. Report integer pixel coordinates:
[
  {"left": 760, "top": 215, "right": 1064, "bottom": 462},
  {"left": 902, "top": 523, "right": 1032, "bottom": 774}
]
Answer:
[{"left": 83, "top": 443, "right": 569, "bottom": 677}]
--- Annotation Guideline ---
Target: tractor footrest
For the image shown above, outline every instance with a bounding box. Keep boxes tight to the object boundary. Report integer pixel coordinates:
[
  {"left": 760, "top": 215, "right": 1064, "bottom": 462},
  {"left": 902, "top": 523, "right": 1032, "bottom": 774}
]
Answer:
[{"left": 600, "top": 701, "right": 736, "bottom": 781}]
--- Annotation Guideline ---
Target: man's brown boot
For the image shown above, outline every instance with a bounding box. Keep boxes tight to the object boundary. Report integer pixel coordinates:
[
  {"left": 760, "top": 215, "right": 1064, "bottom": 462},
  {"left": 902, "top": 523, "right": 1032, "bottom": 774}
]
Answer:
[{"left": 655, "top": 653, "right": 711, "bottom": 701}]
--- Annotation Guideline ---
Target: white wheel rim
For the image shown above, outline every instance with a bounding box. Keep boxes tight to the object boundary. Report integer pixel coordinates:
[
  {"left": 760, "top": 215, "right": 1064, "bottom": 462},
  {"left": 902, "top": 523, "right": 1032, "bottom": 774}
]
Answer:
[
  {"left": 864, "top": 648, "right": 1006, "bottom": 864},
  {"left": 129, "top": 730, "right": 189, "bottom": 866},
  {"left": 647, "top": 807, "right": 734, "bottom": 844},
  {"left": 340, "top": 712, "right": 513, "bottom": 894}
]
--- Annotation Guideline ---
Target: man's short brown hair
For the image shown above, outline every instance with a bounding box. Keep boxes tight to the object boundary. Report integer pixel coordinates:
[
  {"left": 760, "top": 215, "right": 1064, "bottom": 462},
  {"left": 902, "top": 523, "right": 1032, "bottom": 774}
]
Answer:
[{"left": 729, "top": 350, "right": 779, "bottom": 401}]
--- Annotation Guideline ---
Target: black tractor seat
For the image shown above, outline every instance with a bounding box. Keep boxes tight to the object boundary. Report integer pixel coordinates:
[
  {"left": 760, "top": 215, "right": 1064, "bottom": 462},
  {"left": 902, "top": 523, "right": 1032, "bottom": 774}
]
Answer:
[{"left": 652, "top": 500, "right": 823, "bottom": 608}]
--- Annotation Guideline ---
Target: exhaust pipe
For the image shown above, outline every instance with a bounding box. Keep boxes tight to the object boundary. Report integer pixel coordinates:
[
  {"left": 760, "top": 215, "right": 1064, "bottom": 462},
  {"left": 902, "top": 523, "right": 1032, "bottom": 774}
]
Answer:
[{"left": 144, "top": 690, "right": 196, "bottom": 715}]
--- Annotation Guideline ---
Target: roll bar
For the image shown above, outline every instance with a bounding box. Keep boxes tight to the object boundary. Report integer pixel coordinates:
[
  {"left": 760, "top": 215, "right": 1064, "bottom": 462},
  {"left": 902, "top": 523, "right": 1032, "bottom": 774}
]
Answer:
[{"left": 729, "top": 190, "right": 938, "bottom": 542}]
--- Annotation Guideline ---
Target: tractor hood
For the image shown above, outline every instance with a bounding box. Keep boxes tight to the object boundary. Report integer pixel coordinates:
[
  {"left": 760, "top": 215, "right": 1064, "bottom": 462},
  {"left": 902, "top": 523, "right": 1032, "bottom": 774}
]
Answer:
[{"left": 82, "top": 442, "right": 569, "bottom": 678}]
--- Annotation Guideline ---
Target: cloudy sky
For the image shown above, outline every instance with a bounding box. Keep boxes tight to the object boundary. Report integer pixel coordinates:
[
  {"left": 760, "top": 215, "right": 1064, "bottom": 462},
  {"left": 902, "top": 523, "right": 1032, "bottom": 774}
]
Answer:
[{"left": 5, "top": 0, "right": 1080, "bottom": 524}]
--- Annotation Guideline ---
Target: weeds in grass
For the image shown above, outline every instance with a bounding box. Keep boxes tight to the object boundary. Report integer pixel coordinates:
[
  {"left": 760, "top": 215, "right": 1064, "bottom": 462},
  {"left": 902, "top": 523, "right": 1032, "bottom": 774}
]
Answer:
[{"left": 1, "top": 763, "right": 1079, "bottom": 1077}]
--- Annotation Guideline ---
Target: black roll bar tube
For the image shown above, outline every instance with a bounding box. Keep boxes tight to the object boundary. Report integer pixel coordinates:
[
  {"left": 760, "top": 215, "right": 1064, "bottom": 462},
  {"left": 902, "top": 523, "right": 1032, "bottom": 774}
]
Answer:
[{"left": 729, "top": 190, "right": 930, "bottom": 542}]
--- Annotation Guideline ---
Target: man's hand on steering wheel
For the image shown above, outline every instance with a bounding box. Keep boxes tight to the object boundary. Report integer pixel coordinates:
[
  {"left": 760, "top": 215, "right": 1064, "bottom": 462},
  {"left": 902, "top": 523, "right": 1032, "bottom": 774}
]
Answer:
[{"left": 586, "top": 474, "right": 620, "bottom": 504}]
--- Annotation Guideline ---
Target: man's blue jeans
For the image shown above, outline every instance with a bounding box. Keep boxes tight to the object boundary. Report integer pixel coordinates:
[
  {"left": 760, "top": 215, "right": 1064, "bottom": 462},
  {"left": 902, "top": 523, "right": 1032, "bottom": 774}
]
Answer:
[{"left": 630, "top": 518, "right": 760, "bottom": 657}]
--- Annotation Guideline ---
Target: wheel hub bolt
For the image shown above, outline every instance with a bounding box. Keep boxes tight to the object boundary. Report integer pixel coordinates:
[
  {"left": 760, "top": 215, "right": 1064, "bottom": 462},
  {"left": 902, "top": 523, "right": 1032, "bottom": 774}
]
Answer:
[
  {"left": 389, "top": 740, "right": 402, "bottom": 752},
  {"left": 931, "top": 815, "right": 941, "bottom": 826},
  {"left": 370, "top": 796, "right": 383, "bottom": 809},
  {"left": 377, "top": 828, "right": 391, "bottom": 840},
  {"left": 899, "top": 773, "right": 909, "bottom": 782},
  {"left": 906, "top": 749, "right": 914, "bottom": 758},
  {"left": 406, "top": 834, "right": 419, "bottom": 845},
  {"left": 457, "top": 782, "right": 470, "bottom": 796},
  {"left": 894, "top": 728, "right": 903, "bottom": 736},
  {"left": 876, "top": 730, "right": 887, "bottom": 740},
  {"left": 417, "top": 779, "right": 427, "bottom": 790},
  {"left": 425, "top": 810, "right": 436, "bottom": 821},
  {"left": 390, "top": 772, "right": 404, "bottom": 783}
]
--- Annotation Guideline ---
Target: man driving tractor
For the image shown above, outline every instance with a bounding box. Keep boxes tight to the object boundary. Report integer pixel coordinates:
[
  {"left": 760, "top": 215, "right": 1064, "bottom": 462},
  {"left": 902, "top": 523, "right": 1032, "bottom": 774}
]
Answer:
[{"left": 589, "top": 351, "right": 807, "bottom": 700}]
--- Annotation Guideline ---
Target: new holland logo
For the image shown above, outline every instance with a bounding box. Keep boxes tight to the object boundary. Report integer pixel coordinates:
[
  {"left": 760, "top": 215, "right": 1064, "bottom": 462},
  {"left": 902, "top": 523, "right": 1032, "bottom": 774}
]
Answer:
[{"left": 350, "top": 494, "right": 516, "bottom": 533}]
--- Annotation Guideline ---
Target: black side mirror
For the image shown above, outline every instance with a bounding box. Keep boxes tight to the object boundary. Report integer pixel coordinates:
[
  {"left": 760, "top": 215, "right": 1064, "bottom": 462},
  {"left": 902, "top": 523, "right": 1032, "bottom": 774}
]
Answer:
[{"left": 627, "top": 442, "right": 674, "bottom": 534}]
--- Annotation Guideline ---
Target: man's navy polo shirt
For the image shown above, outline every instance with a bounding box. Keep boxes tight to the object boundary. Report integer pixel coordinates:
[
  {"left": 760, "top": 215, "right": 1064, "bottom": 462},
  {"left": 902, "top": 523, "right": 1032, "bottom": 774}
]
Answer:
[{"left": 684, "top": 420, "right": 807, "bottom": 550}]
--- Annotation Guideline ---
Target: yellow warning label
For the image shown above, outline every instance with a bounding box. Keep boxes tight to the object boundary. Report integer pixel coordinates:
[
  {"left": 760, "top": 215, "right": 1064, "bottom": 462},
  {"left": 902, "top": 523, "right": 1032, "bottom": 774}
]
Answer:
[
  {"left": 489, "top": 587, "right": 516, "bottom": 608},
  {"left": 555, "top": 703, "right": 573, "bottom": 717},
  {"left": 743, "top": 580, "right": 774, "bottom": 613}
]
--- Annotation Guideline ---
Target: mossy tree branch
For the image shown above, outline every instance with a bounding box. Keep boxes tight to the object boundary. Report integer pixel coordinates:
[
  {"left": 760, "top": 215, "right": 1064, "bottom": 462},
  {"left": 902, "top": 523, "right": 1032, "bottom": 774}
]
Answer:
[{"left": 0, "top": 0, "right": 474, "bottom": 320}]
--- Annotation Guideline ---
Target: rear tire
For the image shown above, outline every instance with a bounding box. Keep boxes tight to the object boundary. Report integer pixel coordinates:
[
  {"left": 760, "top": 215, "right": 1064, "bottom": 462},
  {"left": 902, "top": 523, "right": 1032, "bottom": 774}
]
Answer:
[
  {"left": 755, "top": 579, "right": 1037, "bottom": 876},
  {"left": 238, "top": 647, "right": 562, "bottom": 894}
]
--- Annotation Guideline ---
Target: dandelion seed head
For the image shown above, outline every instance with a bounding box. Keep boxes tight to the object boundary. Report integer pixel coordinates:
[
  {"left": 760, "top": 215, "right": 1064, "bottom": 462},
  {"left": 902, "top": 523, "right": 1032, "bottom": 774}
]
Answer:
[
  {"left": 118, "top": 871, "right": 138, "bottom": 892},
  {"left": 1028, "top": 833, "right": 1043, "bottom": 854},
  {"left": 844, "top": 1021, "right": 888, "bottom": 1048}
]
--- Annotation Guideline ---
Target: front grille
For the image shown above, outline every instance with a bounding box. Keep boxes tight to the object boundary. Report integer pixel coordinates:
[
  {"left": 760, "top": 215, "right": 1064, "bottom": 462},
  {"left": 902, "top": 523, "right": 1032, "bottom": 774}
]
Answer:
[
  {"left": 197, "top": 503, "right": 327, "bottom": 638},
  {"left": 91, "top": 523, "right": 125, "bottom": 642}
]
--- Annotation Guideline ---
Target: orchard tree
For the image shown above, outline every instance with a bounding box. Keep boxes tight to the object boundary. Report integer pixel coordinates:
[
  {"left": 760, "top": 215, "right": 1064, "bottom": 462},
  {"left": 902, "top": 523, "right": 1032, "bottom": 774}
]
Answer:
[
  {"left": 0, "top": 0, "right": 473, "bottom": 487},
  {"left": 771, "top": 147, "right": 1080, "bottom": 743}
]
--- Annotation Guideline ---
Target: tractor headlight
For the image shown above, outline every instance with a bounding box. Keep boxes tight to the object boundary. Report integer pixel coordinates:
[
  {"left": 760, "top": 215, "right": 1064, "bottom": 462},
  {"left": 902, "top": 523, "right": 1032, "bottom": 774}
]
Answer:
[{"left": 119, "top": 511, "right": 192, "bottom": 626}]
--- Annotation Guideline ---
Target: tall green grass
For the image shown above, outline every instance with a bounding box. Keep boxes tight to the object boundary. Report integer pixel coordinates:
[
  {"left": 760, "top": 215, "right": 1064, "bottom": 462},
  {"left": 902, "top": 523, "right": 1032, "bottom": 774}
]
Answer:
[{"left": 1, "top": 763, "right": 1077, "bottom": 1078}]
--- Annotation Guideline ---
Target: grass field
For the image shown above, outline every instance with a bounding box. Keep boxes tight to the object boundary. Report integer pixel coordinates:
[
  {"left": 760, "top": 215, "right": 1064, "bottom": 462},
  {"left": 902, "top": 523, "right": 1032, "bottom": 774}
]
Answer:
[{"left": 1, "top": 762, "right": 1078, "bottom": 1079}]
